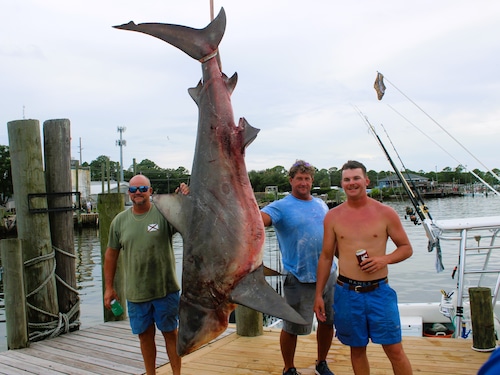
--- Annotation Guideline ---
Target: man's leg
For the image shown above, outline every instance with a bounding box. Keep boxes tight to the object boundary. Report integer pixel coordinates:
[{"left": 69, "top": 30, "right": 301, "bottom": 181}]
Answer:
[
  {"left": 382, "top": 343, "right": 413, "bottom": 375},
  {"left": 138, "top": 324, "right": 157, "bottom": 375},
  {"left": 316, "top": 323, "right": 334, "bottom": 361},
  {"left": 351, "top": 346, "right": 370, "bottom": 375},
  {"left": 162, "top": 329, "right": 181, "bottom": 375},
  {"left": 281, "top": 330, "right": 298, "bottom": 371}
]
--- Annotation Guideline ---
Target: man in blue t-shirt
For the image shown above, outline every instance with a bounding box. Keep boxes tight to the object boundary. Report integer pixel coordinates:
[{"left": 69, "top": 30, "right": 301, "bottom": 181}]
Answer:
[{"left": 261, "top": 160, "right": 337, "bottom": 375}]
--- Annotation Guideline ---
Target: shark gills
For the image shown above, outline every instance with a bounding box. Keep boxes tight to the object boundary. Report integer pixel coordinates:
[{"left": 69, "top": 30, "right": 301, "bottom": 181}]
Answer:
[{"left": 114, "top": 8, "right": 306, "bottom": 356}]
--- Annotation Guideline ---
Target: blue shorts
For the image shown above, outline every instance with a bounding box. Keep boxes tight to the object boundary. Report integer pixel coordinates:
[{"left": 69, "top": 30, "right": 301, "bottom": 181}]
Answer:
[
  {"left": 283, "top": 272, "right": 336, "bottom": 335},
  {"left": 333, "top": 279, "right": 401, "bottom": 347},
  {"left": 127, "top": 292, "right": 180, "bottom": 335}
]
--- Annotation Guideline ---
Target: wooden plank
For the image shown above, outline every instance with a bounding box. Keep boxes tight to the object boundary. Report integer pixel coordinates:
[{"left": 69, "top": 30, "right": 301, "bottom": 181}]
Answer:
[
  {"left": 27, "top": 339, "right": 143, "bottom": 374},
  {"left": 55, "top": 334, "right": 146, "bottom": 362},
  {"left": 157, "top": 330, "right": 494, "bottom": 375},
  {"left": 2, "top": 350, "right": 95, "bottom": 375},
  {"left": 0, "top": 321, "right": 494, "bottom": 375}
]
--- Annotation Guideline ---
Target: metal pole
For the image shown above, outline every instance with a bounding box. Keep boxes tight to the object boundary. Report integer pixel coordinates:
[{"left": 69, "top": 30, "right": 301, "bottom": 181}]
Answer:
[{"left": 116, "top": 127, "right": 126, "bottom": 182}]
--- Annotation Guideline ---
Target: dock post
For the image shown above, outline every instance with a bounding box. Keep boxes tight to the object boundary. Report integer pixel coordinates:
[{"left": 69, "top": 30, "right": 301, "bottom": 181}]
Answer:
[
  {"left": 98, "top": 193, "right": 125, "bottom": 321},
  {"left": 0, "top": 239, "right": 29, "bottom": 349},
  {"left": 43, "top": 119, "right": 80, "bottom": 332},
  {"left": 469, "top": 287, "right": 497, "bottom": 351},
  {"left": 8, "top": 119, "right": 59, "bottom": 340},
  {"left": 235, "top": 306, "right": 263, "bottom": 337}
]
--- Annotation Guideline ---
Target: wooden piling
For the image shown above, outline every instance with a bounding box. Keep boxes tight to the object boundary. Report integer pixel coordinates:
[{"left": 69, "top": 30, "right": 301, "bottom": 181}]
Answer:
[
  {"left": 235, "top": 305, "right": 263, "bottom": 337},
  {"left": 469, "top": 287, "right": 497, "bottom": 351},
  {"left": 0, "top": 239, "right": 29, "bottom": 349},
  {"left": 7, "top": 119, "right": 59, "bottom": 340},
  {"left": 98, "top": 193, "right": 126, "bottom": 321},
  {"left": 43, "top": 119, "right": 80, "bottom": 331}
]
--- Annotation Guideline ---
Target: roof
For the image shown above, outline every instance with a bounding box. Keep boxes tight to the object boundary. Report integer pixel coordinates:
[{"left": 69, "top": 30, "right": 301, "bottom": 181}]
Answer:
[{"left": 378, "top": 173, "right": 429, "bottom": 183}]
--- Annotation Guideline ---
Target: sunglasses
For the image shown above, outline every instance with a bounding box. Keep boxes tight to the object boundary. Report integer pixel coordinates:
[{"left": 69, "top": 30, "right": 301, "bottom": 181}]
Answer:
[
  {"left": 128, "top": 186, "right": 150, "bottom": 193},
  {"left": 292, "top": 161, "right": 311, "bottom": 167}
]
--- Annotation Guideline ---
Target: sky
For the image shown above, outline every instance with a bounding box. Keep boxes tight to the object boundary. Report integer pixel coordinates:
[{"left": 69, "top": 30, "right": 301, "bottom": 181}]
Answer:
[{"left": 1, "top": 1, "right": 500, "bottom": 176}]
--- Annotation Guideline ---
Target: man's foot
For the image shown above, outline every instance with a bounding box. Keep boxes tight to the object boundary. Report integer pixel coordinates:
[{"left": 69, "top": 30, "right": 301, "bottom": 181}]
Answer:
[
  {"left": 283, "top": 367, "right": 301, "bottom": 375},
  {"left": 315, "top": 360, "right": 334, "bottom": 375}
]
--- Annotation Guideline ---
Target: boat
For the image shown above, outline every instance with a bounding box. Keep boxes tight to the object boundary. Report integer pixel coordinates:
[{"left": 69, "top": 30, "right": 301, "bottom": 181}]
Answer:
[
  {"left": 354, "top": 81, "right": 500, "bottom": 347},
  {"left": 409, "top": 215, "right": 500, "bottom": 345}
]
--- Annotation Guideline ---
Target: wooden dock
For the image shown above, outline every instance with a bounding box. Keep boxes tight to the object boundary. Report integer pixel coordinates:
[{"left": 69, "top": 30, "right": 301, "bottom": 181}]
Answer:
[{"left": 0, "top": 320, "right": 495, "bottom": 374}]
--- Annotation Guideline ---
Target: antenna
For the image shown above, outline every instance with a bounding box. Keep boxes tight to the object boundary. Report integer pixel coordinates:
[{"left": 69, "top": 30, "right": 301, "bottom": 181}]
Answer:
[{"left": 116, "top": 127, "right": 127, "bottom": 182}]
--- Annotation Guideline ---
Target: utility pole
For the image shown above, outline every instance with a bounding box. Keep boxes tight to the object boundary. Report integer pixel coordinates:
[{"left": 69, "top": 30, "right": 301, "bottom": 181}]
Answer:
[
  {"left": 79, "top": 137, "right": 83, "bottom": 165},
  {"left": 116, "top": 127, "right": 126, "bottom": 182}
]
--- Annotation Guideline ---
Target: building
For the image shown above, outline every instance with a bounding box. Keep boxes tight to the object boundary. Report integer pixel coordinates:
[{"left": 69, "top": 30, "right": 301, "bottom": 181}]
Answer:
[
  {"left": 377, "top": 173, "right": 429, "bottom": 189},
  {"left": 90, "top": 180, "right": 131, "bottom": 206}
]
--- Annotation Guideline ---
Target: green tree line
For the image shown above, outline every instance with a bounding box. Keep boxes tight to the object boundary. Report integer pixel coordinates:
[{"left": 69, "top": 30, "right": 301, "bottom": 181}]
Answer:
[{"left": 1, "top": 144, "right": 499, "bottom": 204}]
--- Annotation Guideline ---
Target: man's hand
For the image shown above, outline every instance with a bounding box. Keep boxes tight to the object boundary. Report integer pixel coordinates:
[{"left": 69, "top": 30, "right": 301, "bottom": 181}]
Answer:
[
  {"left": 314, "top": 296, "right": 327, "bottom": 323},
  {"left": 360, "top": 256, "right": 387, "bottom": 273},
  {"left": 175, "top": 182, "right": 190, "bottom": 195}
]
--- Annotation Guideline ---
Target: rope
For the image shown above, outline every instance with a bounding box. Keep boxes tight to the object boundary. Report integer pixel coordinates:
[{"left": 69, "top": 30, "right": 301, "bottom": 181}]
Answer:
[
  {"left": 199, "top": 50, "right": 218, "bottom": 63},
  {"left": 23, "top": 245, "right": 81, "bottom": 342}
]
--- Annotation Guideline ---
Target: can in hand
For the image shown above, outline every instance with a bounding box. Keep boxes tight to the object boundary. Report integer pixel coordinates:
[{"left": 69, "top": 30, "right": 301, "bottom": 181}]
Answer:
[
  {"left": 110, "top": 299, "right": 124, "bottom": 316},
  {"left": 356, "top": 249, "right": 369, "bottom": 265}
]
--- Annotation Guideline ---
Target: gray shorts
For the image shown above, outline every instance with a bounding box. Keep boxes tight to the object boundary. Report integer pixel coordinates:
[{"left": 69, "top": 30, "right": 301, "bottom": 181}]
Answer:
[{"left": 282, "top": 271, "right": 336, "bottom": 335}]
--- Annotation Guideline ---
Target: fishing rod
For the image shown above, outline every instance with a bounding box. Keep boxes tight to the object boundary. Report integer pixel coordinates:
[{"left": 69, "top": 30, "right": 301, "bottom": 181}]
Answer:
[
  {"left": 377, "top": 71, "right": 500, "bottom": 185},
  {"left": 354, "top": 106, "right": 430, "bottom": 223},
  {"left": 354, "top": 106, "right": 438, "bottom": 246},
  {"left": 386, "top": 103, "right": 500, "bottom": 197},
  {"left": 380, "top": 123, "right": 433, "bottom": 222}
]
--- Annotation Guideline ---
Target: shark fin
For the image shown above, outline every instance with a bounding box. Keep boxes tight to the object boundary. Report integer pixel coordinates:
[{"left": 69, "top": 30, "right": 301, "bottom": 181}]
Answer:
[
  {"left": 238, "top": 117, "right": 260, "bottom": 149},
  {"left": 229, "top": 264, "right": 307, "bottom": 325},
  {"left": 225, "top": 72, "right": 238, "bottom": 94},
  {"left": 152, "top": 194, "right": 191, "bottom": 236},
  {"left": 113, "top": 8, "right": 226, "bottom": 61}
]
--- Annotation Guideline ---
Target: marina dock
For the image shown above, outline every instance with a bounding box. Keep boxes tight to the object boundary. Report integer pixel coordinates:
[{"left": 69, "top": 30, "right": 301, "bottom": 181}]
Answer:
[{"left": 0, "top": 320, "right": 493, "bottom": 374}]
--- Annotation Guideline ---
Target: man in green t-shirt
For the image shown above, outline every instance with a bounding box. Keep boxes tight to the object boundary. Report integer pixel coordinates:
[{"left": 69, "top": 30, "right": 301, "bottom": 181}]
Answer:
[{"left": 104, "top": 174, "right": 187, "bottom": 375}]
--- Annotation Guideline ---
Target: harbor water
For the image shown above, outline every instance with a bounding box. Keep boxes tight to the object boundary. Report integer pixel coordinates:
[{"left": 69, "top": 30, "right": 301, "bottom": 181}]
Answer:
[{"left": 1, "top": 194, "right": 500, "bottom": 351}]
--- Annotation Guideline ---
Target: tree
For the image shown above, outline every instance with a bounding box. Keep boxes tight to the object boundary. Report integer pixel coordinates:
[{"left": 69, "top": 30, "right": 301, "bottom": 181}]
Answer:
[
  {"left": 0, "top": 145, "right": 13, "bottom": 205},
  {"left": 315, "top": 168, "right": 331, "bottom": 188},
  {"left": 89, "top": 155, "right": 120, "bottom": 181},
  {"left": 328, "top": 167, "right": 341, "bottom": 187}
]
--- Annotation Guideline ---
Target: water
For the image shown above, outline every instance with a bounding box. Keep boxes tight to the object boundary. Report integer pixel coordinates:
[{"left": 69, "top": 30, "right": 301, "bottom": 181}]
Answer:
[
  {"left": 385, "top": 195, "right": 500, "bottom": 304},
  {"left": 1, "top": 194, "right": 500, "bottom": 351}
]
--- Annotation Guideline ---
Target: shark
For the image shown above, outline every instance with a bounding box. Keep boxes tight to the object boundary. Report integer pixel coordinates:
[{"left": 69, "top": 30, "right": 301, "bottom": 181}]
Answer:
[{"left": 114, "top": 8, "right": 307, "bottom": 356}]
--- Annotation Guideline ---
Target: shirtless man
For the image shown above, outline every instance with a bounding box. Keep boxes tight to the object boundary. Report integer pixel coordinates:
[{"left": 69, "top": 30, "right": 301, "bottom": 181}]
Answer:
[{"left": 314, "top": 160, "right": 413, "bottom": 375}]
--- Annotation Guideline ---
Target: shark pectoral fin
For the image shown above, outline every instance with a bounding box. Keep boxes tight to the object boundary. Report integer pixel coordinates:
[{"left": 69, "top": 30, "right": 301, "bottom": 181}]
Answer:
[
  {"left": 152, "top": 194, "right": 192, "bottom": 236},
  {"left": 229, "top": 265, "right": 307, "bottom": 325}
]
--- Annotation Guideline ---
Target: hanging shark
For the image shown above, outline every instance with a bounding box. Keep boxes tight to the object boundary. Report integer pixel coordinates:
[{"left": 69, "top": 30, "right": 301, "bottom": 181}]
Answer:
[{"left": 114, "top": 8, "right": 306, "bottom": 356}]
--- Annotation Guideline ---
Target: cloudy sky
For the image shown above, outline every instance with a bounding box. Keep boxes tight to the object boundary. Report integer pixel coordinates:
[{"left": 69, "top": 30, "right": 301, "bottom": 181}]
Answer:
[{"left": 1, "top": 1, "right": 499, "bottom": 176}]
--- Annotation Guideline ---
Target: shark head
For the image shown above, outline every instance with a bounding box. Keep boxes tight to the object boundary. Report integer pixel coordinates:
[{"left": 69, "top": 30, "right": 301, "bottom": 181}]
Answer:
[{"left": 176, "top": 295, "right": 235, "bottom": 356}]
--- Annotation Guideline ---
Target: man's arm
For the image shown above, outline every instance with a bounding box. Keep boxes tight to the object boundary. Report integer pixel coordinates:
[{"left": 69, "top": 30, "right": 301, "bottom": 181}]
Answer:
[
  {"left": 261, "top": 211, "right": 272, "bottom": 227},
  {"left": 314, "top": 211, "right": 336, "bottom": 322},
  {"left": 386, "top": 208, "right": 413, "bottom": 263},
  {"left": 361, "top": 207, "right": 413, "bottom": 273}
]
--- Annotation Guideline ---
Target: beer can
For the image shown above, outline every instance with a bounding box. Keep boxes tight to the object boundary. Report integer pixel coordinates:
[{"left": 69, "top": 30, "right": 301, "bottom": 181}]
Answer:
[{"left": 356, "top": 249, "right": 369, "bottom": 265}]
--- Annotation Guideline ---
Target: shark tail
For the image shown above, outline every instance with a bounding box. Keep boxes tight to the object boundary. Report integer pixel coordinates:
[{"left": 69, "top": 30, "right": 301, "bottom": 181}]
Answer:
[
  {"left": 113, "top": 8, "right": 226, "bottom": 61},
  {"left": 177, "top": 296, "right": 232, "bottom": 356},
  {"left": 229, "top": 265, "right": 308, "bottom": 326}
]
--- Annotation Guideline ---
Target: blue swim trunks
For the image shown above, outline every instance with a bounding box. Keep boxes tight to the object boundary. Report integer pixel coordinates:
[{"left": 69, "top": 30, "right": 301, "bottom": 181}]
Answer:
[
  {"left": 127, "top": 292, "right": 180, "bottom": 335},
  {"left": 333, "top": 278, "right": 402, "bottom": 347}
]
